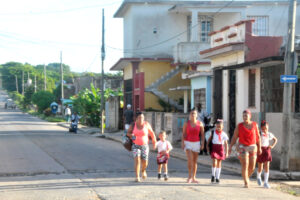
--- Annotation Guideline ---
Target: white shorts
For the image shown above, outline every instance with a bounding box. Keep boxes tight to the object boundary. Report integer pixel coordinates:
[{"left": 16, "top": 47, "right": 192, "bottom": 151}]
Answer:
[{"left": 184, "top": 141, "right": 201, "bottom": 153}]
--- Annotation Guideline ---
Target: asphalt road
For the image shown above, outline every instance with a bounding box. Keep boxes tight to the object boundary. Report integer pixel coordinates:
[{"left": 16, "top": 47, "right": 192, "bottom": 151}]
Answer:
[{"left": 0, "top": 91, "right": 298, "bottom": 200}]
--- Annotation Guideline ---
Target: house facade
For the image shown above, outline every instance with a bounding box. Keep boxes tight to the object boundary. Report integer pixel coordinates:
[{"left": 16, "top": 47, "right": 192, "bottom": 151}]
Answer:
[
  {"left": 200, "top": 19, "right": 300, "bottom": 170},
  {"left": 111, "top": 0, "right": 299, "bottom": 114}
]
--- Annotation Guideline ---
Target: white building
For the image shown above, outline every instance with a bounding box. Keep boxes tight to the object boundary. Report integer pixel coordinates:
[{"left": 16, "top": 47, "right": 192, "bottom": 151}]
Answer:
[{"left": 113, "top": 0, "right": 300, "bottom": 115}]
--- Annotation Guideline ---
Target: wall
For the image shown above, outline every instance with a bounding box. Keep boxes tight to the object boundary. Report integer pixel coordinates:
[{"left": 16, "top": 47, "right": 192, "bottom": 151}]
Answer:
[
  {"left": 124, "top": 64, "right": 133, "bottom": 80},
  {"left": 105, "top": 96, "right": 120, "bottom": 132},
  {"left": 123, "top": 4, "right": 187, "bottom": 58}
]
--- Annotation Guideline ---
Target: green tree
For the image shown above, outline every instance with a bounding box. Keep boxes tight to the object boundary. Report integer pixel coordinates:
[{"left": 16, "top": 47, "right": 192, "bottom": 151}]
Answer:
[
  {"left": 32, "top": 91, "right": 55, "bottom": 113},
  {"left": 23, "top": 86, "right": 35, "bottom": 109}
]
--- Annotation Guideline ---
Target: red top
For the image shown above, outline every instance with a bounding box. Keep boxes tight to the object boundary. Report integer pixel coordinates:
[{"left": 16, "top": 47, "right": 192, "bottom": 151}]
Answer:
[
  {"left": 238, "top": 122, "right": 259, "bottom": 146},
  {"left": 132, "top": 122, "right": 149, "bottom": 145},
  {"left": 185, "top": 120, "right": 201, "bottom": 142}
]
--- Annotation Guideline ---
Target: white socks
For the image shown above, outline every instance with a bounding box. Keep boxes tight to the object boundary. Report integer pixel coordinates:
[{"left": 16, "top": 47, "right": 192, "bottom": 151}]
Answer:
[
  {"left": 264, "top": 172, "right": 269, "bottom": 184},
  {"left": 257, "top": 171, "right": 262, "bottom": 179},
  {"left": 212, "top": 167, "right": 216, "bottom": 176},
  {"left": 216, "top": 168, "right": 221, "bottom": 179}
]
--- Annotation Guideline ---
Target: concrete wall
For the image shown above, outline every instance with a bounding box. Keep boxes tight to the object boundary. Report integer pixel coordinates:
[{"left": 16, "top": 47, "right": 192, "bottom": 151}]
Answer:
[
  {"left": 105, "top": 96, "right": 120, "bottom": 132},
  {"left": 143, "top": 111, "right": 189, "bottom": 144}
]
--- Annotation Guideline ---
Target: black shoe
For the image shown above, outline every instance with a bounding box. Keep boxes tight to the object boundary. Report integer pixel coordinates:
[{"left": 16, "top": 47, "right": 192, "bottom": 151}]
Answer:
[
  {"left": 158, "top": 173, "right": 161, "bottom": 180},
  {"left": 164, "top": 174, "right": 168, "bottom": 181},
  {"left": 211, "top": 176, "right": 215, "bottom": 183},
  {"left": 216, "top": 179, "right": 220, "bottom": 184}
]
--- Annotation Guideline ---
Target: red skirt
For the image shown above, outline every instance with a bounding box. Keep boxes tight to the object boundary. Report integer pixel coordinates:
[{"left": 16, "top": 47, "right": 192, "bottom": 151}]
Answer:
[
  {"left": 211, "top": 144, "right": 225, "bottom": 160},
  {"left": 257, "top": 147, "right": 272, "bottom": 163},
  {"left": 157, "top": 152, "right": 169, "bottom": 164}
]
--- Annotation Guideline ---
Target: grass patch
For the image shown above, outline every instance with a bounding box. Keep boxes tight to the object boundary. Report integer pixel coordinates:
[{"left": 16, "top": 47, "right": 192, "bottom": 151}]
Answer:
[{"left": 275, "top": 183, "right": 300, "bottom": 197}]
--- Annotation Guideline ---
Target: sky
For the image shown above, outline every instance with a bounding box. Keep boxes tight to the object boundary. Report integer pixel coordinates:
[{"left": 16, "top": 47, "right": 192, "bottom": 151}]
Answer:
[{"left": 0, "top": 0, "right": 124, "bottom": 73}]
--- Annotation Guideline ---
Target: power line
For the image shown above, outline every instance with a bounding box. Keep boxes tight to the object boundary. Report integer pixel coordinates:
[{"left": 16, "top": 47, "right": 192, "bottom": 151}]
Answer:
[{"left": 0, "top": 1, "right": 122, "bottom": 16}]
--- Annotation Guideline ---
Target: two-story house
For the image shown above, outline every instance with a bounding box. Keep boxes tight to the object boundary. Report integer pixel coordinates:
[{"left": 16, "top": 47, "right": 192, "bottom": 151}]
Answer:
[{"left": 110, "top": 0, "right": 297, "bottom": 115}]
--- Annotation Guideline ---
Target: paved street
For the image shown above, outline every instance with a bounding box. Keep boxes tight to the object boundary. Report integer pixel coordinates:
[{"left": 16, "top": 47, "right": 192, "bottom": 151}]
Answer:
[{"left": 0, "top": 94, "right": 298, "bottom": 200}]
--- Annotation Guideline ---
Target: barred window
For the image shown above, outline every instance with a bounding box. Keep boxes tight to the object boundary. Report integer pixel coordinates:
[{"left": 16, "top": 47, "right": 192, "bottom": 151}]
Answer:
[
  {"left": 187, "top": 15, "right": 212, "bottom": 43},
  {"left": 247, "top": 16, "right": 269, "bottom": 36}
]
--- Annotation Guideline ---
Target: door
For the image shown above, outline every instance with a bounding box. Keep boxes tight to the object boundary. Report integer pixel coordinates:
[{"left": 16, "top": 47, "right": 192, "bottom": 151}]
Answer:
[
  {"left": 213, "top": 69, "right": 223, "bottom": 121},
  {"left": 229, "top": 70, "right": 236, "bottom": 139}
]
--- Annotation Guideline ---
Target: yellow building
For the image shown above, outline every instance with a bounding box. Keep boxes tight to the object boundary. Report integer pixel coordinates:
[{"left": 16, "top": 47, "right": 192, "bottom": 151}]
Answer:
[{"left": 110, "top": 58, "right": 190, "bottom": 112}]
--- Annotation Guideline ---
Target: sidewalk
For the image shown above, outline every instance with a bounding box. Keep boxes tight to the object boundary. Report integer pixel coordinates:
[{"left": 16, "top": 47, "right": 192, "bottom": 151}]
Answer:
[{"left": 57, "top": 122, "right": 300, "bottom": 183}]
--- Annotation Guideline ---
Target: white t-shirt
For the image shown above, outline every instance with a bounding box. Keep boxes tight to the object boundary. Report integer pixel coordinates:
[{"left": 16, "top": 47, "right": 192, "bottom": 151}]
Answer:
[
  {"left": 212, "top": 131, "right": 229, "bottom": 145},
  {"left": 261, "top": 132, "right": 275, "bottom": 147},
  {"left": 157, "top": 140, "right": 173, "bottom": 153}
]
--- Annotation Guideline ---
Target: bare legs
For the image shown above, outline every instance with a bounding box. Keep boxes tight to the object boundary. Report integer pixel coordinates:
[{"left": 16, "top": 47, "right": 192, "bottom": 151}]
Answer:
[
  {"left": 239, "top": 154, "right": 257, "bottom": 188},
  {"left": 134, "top": 157, "right": 148, "bottom": 182},
  {"left": 186, "top": 150, "right": 199, "bottom": 183}
]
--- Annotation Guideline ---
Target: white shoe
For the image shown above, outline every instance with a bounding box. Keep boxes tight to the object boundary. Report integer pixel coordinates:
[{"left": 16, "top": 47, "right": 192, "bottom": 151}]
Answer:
[
  {"left": 257, "top": 178, "right": 262, "bottom": 186},
  {"left": 264, "top": 183, "right": 271, "bottom": 189}
]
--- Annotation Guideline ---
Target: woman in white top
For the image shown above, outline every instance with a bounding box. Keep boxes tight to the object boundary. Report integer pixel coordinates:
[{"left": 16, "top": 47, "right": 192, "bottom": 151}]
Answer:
[
  {"left": 256, "top": 120, "right": 277, "bottom": 189},
  {"left": 207, "top": 119, "right": 228, "bottom": 183}
]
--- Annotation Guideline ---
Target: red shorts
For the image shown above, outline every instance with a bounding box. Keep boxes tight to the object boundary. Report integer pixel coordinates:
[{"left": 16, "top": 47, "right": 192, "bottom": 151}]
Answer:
[{"left": 157, "top": 152, "right": 169, "bottom": 164}]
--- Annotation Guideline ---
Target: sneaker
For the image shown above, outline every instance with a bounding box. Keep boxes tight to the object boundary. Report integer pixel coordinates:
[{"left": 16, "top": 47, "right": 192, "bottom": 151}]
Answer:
[
  {"left": 211, "top": 176, "right": 215, "bottom": 183},
  {"left": 216, "top": 179, "right": 220, "bottom": 184},
  {"left": 158, "top": 174, "right": 161, "bottom": 180},
  {"left": 164, "top": 174, "right": 169, "bottom": 181},
  {"left": 264, "top": 183, "right": 271, "bottom": 189},
  {"left": 257, "top": 178, "right": 262, "bottom": 186}
]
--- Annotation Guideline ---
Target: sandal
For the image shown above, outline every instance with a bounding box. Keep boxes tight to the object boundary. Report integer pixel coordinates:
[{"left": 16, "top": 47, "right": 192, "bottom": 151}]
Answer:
[{"left": 135, "top": 178, "right": 141, "bottom": 182}]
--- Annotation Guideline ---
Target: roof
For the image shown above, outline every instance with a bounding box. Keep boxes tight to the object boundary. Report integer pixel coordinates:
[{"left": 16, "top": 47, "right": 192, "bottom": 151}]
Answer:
[
  {"left": 114, "top": 0, "right": 291, "bottom": 18},
  {"left": 110, "top": 57, "right": 173, "bottom": 71}
]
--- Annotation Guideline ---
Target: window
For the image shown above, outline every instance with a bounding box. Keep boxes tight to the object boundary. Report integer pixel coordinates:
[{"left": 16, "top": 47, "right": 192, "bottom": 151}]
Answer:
[
  {"left": 187, "top": 15, "right": 212, "bottom": 43},
  {"left": 194, "top": 88, "right": 206, "bottom": 110},
  {"left": 248, "top": 69, "right": 256, "bottom": 107},
  {"left": 199, "top": 16, "right": 212, "bottom": 43},
  {"left": 247, "top": 16, "right": 269, "bottom": 36}
]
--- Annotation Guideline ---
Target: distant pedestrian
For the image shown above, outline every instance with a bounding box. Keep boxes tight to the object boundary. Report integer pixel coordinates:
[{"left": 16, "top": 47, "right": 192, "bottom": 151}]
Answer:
[
  {"left": 65, "top": 105, "right": 71, "bottom": 123},
  {"left": 127, "top": 112, "right": 157, "bottom": 182},
  {"left": 124, "top": 104, "right": 134, "bottom": 132},
  {"left": 256, "top": 120, "right": 278, "bottom": 189},
  {"left": 206, "top": 119, "right": 228, "bottom": 184},
  {"left": 197, "top": 103, "right": 209, "bottom": 155},
  {"left": 229, "top": 109, "right": 262, "bottom": 188},
  {"left": 182, "top": 108, "right": 205, "bottom": 183},
  {"left": 156, "top": 131, "right": 173, "bottom": 181}
]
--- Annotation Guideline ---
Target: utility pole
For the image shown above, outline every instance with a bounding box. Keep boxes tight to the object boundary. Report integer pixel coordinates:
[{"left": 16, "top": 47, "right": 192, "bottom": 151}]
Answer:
[
  {"left": 60, "top": 51, "right": 64, "bottom": 100},
  {"left": 280, "top": 0, "right": 297, "bottom": 172},
  {"left": 22, "top": 70, "right": 24, "bottom": 95},
  {"left": 100, "top": 9, "right": 105, "bottom": 134},
  {"left": 15, "top": 75, "right": 18, "bottom": 93},
  {"left": 44, "top": 64, "right": 47, "bottom": 91},
  {"left": 34, "top": 75, "right": 37, "bottom": 93}
]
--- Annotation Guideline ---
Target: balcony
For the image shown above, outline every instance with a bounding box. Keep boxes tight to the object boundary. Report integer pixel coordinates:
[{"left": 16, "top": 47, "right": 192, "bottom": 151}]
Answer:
[{"left": 173, "top": 42, "right": 210, "bottom": 63}]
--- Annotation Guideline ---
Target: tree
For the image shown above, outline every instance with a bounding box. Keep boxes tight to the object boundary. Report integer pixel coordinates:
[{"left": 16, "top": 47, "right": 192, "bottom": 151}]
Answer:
[{"left": 32, "top": 91, "right": 55, "bottom": 113}]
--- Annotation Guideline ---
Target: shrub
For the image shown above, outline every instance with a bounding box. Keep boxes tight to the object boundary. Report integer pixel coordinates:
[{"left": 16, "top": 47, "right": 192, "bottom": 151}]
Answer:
[
  {"left": 32, "top": 91, "right": 55, "bottom": 113},
  {"left": 43, "top": 107, "right": 52, "bottom": 117}
]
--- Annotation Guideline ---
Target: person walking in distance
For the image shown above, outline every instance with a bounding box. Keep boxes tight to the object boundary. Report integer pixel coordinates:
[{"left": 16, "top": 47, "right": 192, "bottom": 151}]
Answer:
[
  {"left": 206, "top": 119, "right": 228, "bottom": 184},
  {"left": 124, "top": 104, "right": 134, "bottom": 132},
  {"left": 65, "top": 105, "right": 71, "bottom": 123},
  {"left": 127, "top": 112, "right": 157, "bottom": 182},
  {"left": 229, "top": 109, "right": 262, "bottom": 188},
  {"left": 156, "top": 131, "right": 173, "bottom": 181},
  {"left": 182, "top": 108, "right": 205, "bottom": 183},
  {"left": 256, "top": 120, "right": 278, "bottom": 189}
]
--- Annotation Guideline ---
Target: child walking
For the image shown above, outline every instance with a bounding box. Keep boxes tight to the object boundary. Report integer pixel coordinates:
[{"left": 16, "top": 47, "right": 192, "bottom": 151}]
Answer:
[
  {"left": 207, "top": 119, "right": 228, "bottom": 183},
  {"left": 156, "top": 131, "right": 173, "bottom": 181},
  {"left": 257, "top": 120, "right": 278, "bottom": 189}
]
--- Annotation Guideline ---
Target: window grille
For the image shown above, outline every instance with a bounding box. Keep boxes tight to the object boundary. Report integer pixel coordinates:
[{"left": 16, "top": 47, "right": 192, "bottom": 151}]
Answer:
[{"left": 247, "top": 16, "right": 269, "bottom": 36}]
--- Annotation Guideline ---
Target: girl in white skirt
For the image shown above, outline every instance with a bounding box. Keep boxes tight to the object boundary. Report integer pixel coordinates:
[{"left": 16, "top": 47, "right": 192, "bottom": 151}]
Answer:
[{"left": 207, "top": 119, "right": 229, "bottom": 183}]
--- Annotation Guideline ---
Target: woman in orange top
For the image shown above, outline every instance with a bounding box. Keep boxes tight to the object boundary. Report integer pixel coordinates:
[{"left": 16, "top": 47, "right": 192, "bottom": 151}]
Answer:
[
  {"left": 182, "top": 108, "right": 204, "bottom": 183},
  {"left": 229, "top": 109, "right": 262, "bottom": 188},
  {"left": 127, "top": 112, "right": 157, "bottom": 182}
]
